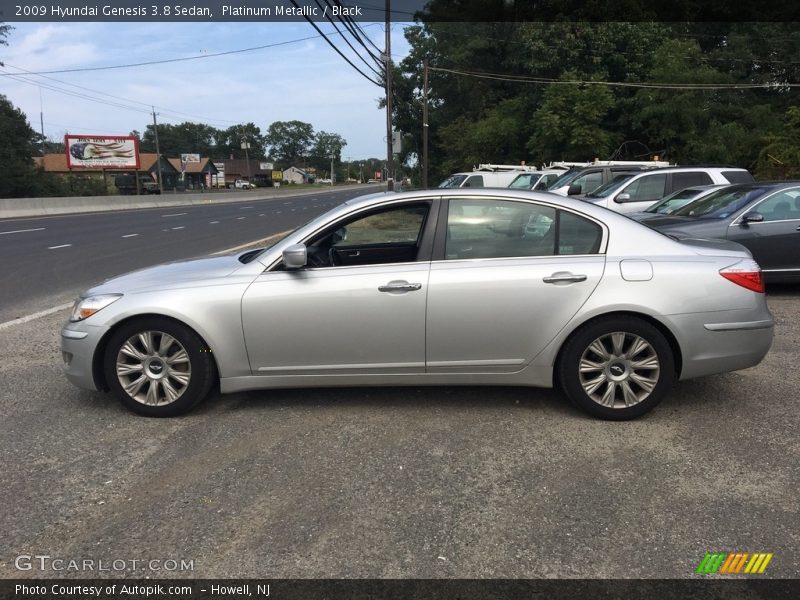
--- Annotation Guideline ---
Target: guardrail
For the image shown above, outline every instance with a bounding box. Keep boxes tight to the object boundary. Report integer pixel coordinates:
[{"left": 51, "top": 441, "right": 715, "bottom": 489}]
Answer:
[{"left": 0, "top": 184, "right": 384, "bottom": 219}]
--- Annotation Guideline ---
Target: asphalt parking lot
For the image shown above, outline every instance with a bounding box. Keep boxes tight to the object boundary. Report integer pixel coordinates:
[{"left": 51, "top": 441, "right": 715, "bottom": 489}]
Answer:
[{"left": 0, "top": 286, "right": 798, "bottom": 580}]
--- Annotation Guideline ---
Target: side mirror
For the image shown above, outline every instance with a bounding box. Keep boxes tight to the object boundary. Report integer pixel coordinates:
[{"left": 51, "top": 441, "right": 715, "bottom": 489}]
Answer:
[
  {"left": 567, "top": 183, "right": 582, "bottom": 196},
  {"left": 614, "top": 193, "right": 631, "bottom": 203},
  {"left": 741, "top": 211, "right": 764, "bottom": 225},
  {"left": 282, "top": 243, "right": 308, "bottom": 269}
]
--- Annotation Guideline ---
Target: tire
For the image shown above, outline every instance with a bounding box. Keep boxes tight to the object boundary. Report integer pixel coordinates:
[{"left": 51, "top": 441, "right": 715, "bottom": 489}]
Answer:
[
  {"left": 557, "top": 316, "right": 675, "bottom": 420},
  {"left": 103, "top": 317, "right": 215, "bottom": 417}
]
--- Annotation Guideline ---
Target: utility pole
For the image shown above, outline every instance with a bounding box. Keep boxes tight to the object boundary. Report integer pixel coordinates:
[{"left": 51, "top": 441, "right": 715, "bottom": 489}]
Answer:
[
  {"left": 241, "top": 131, "right": 252, "bottom": 183},
  {"left": 330, "top": 154, "right": 334, "bottom": 186},
  {"left": 422, "top": 58, "right": 429, "bottom": 188},
  {"left": 384, "top": 0, "right": 393, "bottom": 191},
  {"left": 39, "top": 87, "right": 46, "bottom": 156},
  {"left": 152, "top": 107, "right": 164, "bottom": 194}
]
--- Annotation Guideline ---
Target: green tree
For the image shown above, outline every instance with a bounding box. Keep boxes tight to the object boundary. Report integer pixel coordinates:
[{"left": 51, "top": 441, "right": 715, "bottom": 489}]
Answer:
[
  {"left": 217, "top": 123, "right": 267, "bottom": 160},
  {"left": 0, "top": 94, "right": 41, "bottom": 198},
  {"left": 139, "top": 121, "right": 222, "bottom": 157},
  {"left": 756, "top": 106, "right": 800, "bottom": 179},
  {"left": 528, "top": 74, "right": 616, "bottom": 162},
  {"left": 265, "top": 120, "right": 314, "bottom": 166},
  {"left": 310, "top": 131, "right": 347, "bottom": 171}
]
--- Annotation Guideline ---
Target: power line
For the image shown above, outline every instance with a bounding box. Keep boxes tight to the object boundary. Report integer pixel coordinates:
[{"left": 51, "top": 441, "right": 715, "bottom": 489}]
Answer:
[
  {"left": 0, "top": 24, "right": 383, "bottom": 77},
  {"left": 316, "top": 0, "right": 384, "bottom": 77},
  {"left": 289, "top": 0, "right": 383, "bottom": 86},
  {"left": 429, "top": 66, "right": 800, "bottom": 90}
]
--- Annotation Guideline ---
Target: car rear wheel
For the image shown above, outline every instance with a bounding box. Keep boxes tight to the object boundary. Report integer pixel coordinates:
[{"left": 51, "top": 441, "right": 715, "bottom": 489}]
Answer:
[
  {"left": 558, "top": 316, "right": 675, "bottom": 420},
  {"left": 103, "top": 317, "right": 215, "bottom": 417}
]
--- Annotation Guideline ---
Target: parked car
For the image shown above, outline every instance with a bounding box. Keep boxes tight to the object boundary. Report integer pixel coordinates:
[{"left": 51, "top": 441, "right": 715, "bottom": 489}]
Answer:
[
  {"left": 641, "top": 182, "right": 800, "bottom": 282},
  {"left": 507, "top": 170, "right": 565, "bottom": 191},
  {"left": 582, "top": 167, "right": 754, "bottom": 215},
  {"left": 547, "top": 164, "right": 656, "bottom": 196},
  {"left": 627, "top": 185, "right": 729, "bottom": 221},
  {"left": 62, "top": 189, "right": 773, "bottom": 421},
  {"left": 233, "top": 179, "right": 255, "bottom": 189}
]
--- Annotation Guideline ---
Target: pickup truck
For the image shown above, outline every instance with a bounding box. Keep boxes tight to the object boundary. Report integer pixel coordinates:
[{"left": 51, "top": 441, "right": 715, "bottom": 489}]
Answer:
[
  {"left": 115, "top": 174, "right": 160, "bottom": 195},
  {"left": 233, "top": 179, "right": 256, "bottom": 189}
]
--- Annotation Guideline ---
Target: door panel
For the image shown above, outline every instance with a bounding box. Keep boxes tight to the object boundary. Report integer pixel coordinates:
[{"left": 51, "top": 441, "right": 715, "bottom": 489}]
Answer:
[
  {"left": 727, "top": 221, "right": 800, "bottom": 271},
  {"left": 242, "top": 263, "right": 430, "bottom": 374},
  {"left": 425, "top": 256, "right": 605, "bottom": 371}
]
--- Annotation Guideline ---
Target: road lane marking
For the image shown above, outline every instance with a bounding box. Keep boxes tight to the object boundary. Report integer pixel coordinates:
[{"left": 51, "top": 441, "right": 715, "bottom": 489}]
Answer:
[
  {"left": 237, "top": 217, "right": 246, "bottom": 220},
  {"left": 209, "top": 221, "right": 219, "bottom": 224},
  {"left": 121, "top": 233, "right": 139, "bottom": 238},
  {"left": 240, "top": 206, "right": 254, "bottom": 209},
  {"left": 0, "top": 302, "right": 75, "bottom": 331},
  {"left": 1, "top": 227, "right": 290, "bottom": 330},
  {"left": 171, "top": 226, "right": 185, "bottom": 230},
  {"left": 48, "top": 244, "right": 72, "bottom": 249},
  {"left": 161, "top": 212, "right": 187, "bottom": 217},
  {"left": 0, "top": 227, "right": 46, "bottom": 235},
  {"left": 211, "top": 229, "right": 292, "bottom": 255}
]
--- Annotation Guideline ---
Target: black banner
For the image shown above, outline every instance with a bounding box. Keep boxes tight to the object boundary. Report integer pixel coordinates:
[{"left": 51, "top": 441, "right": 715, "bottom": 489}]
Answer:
[
  {"left": 2, "top": 579, "right": 799, "bottom": 600},
  {"left": 2, "top": 0, "right": 800, "bottom": 23}
]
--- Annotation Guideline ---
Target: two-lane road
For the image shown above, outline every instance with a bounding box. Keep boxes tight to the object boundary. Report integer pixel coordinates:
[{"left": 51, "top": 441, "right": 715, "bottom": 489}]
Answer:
[{"left": 0, "top": 187, "right": 377, "bottom": 323}]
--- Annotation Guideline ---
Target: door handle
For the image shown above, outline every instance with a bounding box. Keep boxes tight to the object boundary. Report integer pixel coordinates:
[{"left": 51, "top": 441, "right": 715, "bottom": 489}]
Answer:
[
  {"left": 378, "top": 280, "right": 422, "bottom": 293},
  {"left": 543, "top": 272, "right": 587, "bottom": 284}
]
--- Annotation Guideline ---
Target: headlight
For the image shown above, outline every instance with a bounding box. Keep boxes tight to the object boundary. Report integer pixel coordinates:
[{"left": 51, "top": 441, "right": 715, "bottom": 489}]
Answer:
[{"left": 69, "top": 294, "right": 123, "bottom": 322}]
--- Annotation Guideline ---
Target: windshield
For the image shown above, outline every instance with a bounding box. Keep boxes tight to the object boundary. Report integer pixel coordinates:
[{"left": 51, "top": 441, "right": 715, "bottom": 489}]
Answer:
[
  {"left": 508, "top": 173, "right": 539, "bottom": 189},
  {"left": 547, "top": 168, "right": 581, "bottom": 190},
  {"left": 585, "top": 173, "right": 636, "bottom": 198},
  {"left": 671, "top": 186, "right": 769, "bottom": 219},
  {"left": 438, "top": 174, "right": 468, "bottom": 189}
]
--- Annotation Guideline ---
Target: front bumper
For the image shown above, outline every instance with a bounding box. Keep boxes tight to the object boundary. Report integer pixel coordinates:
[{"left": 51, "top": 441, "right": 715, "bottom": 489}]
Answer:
[{"left": 61, "top": 321, "right": 108, "bottom": 391}]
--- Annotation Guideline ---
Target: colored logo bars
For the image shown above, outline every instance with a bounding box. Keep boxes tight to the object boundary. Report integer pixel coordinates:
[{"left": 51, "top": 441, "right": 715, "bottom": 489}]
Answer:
[{"left": 696, "top": 552, "right": 774, "bottom": 574}]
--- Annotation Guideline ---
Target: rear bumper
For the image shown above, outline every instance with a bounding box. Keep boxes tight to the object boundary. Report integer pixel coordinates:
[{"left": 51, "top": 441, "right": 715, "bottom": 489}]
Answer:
[{"left": 666, "top": 311, "right": 774, "bottom": 380}]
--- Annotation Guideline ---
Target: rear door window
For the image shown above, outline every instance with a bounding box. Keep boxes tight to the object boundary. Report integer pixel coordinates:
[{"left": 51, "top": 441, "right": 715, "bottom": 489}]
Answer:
[{"left": 672, "top": 171, "right": 713, "bottom": 190}]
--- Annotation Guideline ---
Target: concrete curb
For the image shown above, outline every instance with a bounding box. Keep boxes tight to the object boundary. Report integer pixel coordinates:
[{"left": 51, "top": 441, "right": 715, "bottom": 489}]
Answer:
[{"left": 0, "top": 184, "right": 384, "bottom": 219}]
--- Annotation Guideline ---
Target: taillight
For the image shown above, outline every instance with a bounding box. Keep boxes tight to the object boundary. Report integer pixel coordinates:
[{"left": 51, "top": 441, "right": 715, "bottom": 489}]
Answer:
[{"left": 720, "top": 260, "right": 765, "bottom": 293}]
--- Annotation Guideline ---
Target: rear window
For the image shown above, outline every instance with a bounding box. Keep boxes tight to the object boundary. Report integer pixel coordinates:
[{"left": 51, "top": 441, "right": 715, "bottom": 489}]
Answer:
[
  {"left": 508, "top": 173, "right": 537, "bottom": 189},
  {"left": 721, "top": 170, "right": 755, "bottom": 184}
]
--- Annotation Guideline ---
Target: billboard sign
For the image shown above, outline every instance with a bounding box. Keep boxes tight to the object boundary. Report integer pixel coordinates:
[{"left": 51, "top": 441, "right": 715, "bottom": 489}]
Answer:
[
  {"left": 65, "top": 135, "right": 139, "bottom": 169},
  {"left": 181, "top": 153, "right": 201, "bottom": 163},
  {"left": 260, "top": 162, "right": 274, "bottom": 171},
  {"left": 271, "top": 170, "right": 283, "bottom": 180}
]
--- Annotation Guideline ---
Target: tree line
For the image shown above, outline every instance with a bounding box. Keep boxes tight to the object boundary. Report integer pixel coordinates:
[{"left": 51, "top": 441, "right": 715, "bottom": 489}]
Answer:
[{"left": 391, "top": 19, "right": 800, "bottom": 184}]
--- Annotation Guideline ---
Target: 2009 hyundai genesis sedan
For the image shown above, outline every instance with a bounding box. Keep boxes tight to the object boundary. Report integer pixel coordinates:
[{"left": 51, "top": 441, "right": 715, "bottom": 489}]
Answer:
[{"left": 61, "top": 189, "right": 774, "bottom": 420}]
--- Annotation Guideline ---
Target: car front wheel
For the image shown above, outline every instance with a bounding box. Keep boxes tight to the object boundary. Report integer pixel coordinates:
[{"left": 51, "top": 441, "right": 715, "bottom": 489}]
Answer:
[
  {"left": 103, "top": 317, "right": 215, "bottom": 417},
  {"left": 558, "top": 316, "right": 675, "bottom": 420}
]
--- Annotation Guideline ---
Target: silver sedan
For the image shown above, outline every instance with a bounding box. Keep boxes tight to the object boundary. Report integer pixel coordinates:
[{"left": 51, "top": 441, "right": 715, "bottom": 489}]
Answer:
[{"left": 61, "top": 189, "right": 774, "bottom": 420}]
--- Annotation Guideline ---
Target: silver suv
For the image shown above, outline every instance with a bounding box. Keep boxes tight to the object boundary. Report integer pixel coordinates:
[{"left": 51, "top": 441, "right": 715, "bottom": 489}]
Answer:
[{"left": 581, "top": 167, "right": 754, "bottom": 214}]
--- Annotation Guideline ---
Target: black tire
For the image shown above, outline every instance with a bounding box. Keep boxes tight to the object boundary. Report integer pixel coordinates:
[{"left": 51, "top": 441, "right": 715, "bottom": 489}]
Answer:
[
  {"left": 103, "top": 317, "right": 216, "bottom": 417},
  {"left": 557, "top": 316, "right": 676, "bottom": 420}
]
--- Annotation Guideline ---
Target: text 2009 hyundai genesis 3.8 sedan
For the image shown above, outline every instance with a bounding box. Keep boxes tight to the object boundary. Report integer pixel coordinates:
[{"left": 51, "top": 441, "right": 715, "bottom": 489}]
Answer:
[{"left": 61, "top": 189, "right": 774, "bottom": 420}]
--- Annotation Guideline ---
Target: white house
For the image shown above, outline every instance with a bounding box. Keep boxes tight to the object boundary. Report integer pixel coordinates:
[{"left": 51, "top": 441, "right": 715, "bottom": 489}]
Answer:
[{"left": 282, "top": 166, "right": 309, "bottom": 184}]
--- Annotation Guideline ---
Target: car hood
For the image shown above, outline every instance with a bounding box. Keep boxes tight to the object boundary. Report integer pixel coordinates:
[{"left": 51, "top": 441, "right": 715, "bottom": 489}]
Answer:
[{"left": 85, "top": 254, "right": 246, "bottom": 295}]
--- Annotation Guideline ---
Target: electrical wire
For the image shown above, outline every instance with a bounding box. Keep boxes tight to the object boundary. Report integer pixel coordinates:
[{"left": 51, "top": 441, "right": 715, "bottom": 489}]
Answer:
[
  {"left": 0, "top": 24, "right": 383, "bottom": 77},
  {"left": 429, "top": 66, "right": 800, "bottom": 90},
  {"left": 289, "top": 0, "right": 383, "bottom": 86},
  {"left": 315, "top": 0, "right": 384, "bottom": 77}
]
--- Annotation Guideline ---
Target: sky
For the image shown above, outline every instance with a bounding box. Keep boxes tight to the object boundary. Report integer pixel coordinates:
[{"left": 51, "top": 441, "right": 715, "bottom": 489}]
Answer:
[{"left": 0, "top": 21, "right": 412, "bottom": 160}]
